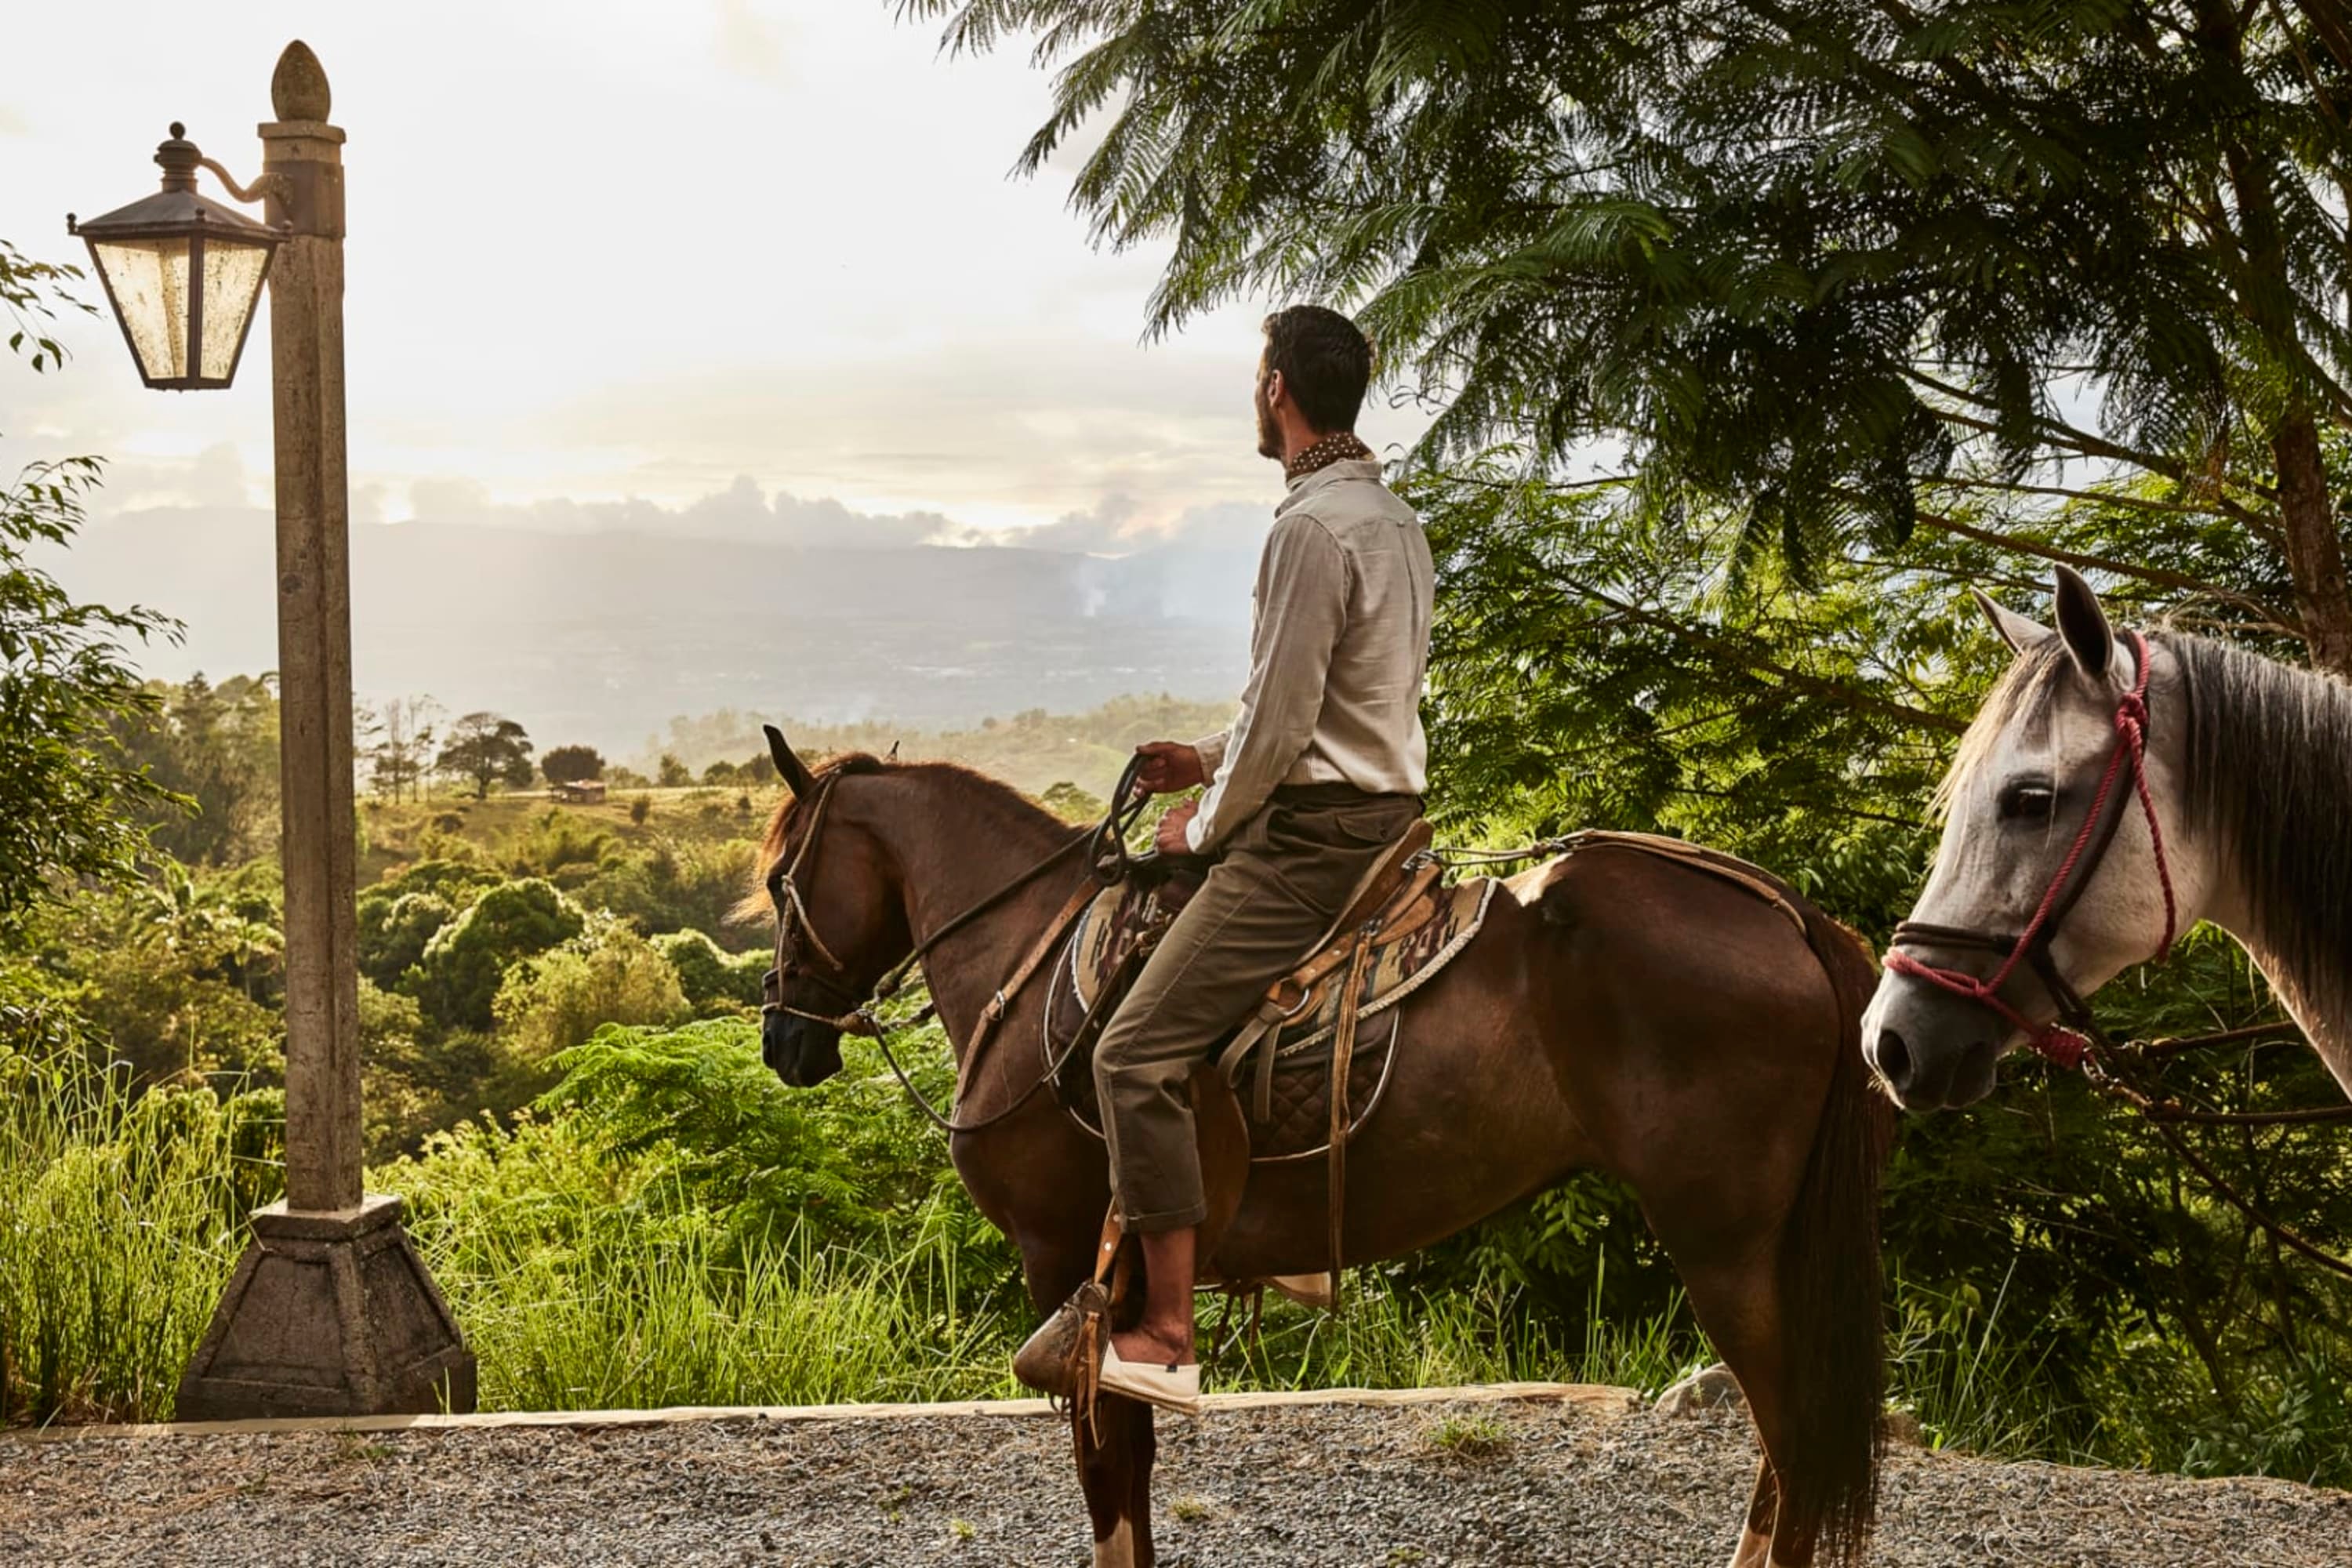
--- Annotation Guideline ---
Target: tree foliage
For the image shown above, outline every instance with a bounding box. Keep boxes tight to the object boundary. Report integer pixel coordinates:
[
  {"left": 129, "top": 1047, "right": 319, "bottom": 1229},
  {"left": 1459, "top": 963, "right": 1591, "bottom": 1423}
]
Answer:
[
  {"left": 408, "top": 877, "right": 584, "bottom": 1029},
  {"left": 540, "top": 744, "right": 605, "bottom": 786},
  {"left": 437, "top": 711, "right": 534, "bottom": 800},
  {"left": 907, "top": 0, "right": 2352, "bottom": 667},
  {"left": 0, "top": 242, "right": 179, "bottom": 934}
]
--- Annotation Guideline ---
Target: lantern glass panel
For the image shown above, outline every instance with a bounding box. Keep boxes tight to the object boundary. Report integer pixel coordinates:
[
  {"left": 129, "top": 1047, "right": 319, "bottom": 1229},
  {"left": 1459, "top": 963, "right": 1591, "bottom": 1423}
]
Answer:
[
  {"left": 199, "top": 238, "right": 270, "bottom": 381},
  {"left": 90, "top": 237, "right": 193, "bottom": 383}
]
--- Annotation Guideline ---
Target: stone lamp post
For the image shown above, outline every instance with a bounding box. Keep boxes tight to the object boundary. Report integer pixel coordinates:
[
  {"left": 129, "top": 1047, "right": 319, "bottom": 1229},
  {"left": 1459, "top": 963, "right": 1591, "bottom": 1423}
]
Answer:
[{"left": 70, "top": 41, "right": 475, "bottom": 1421}]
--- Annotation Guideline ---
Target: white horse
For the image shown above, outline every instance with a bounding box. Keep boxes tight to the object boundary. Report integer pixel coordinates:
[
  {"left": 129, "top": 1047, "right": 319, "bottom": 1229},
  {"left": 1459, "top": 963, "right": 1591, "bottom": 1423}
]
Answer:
[{"left": 1865, "top": 565, "right": 2352, "bottom": 1110}]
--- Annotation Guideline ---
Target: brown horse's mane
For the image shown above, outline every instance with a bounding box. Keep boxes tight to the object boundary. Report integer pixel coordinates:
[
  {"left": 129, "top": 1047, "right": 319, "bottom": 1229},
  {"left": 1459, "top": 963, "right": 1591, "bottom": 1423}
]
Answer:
[{"left": 738, "top": 751, "right": 1069, "bottom": 922}]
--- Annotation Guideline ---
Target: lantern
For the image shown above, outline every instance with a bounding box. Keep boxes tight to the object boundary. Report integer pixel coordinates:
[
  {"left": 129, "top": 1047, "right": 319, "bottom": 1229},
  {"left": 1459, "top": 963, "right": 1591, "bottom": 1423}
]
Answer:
[{"left": 68, "top": 124, "right": 281, "bottom": 391}]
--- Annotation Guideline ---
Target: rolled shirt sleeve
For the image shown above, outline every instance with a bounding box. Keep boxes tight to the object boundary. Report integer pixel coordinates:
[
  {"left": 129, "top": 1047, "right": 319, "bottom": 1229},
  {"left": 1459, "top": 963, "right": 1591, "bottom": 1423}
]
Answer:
[
  {"left": 1189, "top": 728, "right": 1230, "bottom": 779},
  {"left": 1186, "top": 514, "right": 1349, "bottom": 851}
]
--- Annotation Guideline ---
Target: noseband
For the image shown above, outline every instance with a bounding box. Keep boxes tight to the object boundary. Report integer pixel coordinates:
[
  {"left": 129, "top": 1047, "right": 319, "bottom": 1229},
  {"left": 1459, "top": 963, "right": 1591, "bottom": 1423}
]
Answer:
[{"left": 1884, "top": 630, "right": 2179, "bottom": 1068}]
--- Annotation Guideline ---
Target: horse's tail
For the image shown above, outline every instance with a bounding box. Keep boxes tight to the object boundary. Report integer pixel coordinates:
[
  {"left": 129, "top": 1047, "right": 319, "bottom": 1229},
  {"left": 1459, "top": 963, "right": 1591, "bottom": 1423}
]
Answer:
[{"left": 1776, "top": 899, "right": 1896, "bottom": 1565}]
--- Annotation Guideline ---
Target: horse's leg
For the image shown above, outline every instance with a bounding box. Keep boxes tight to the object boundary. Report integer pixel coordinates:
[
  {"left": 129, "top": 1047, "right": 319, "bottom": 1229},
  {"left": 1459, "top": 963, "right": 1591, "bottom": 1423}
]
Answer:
[
  {"left": 1015, "top": 1225, "right": 1158, "bottom": 1568},
  {"left": 1675, "top": 1247, "right": 1811, "bottom": 1568},
  {"left": 1073, "top": 1394, "right": 1155, "bottom": 1567}
]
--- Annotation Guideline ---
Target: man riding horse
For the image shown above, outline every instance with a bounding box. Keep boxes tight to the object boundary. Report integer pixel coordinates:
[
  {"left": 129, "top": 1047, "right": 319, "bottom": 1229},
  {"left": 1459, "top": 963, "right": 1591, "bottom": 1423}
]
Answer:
[{"left": 1085, "top": 304, "right": 1435, "bottom": 1412}]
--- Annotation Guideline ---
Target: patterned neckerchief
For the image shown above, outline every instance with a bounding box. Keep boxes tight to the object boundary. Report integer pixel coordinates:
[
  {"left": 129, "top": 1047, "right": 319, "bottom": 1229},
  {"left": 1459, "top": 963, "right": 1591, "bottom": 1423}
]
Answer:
[{"left": 1284, "top": 430, "right": 1375, "bottom": 481}]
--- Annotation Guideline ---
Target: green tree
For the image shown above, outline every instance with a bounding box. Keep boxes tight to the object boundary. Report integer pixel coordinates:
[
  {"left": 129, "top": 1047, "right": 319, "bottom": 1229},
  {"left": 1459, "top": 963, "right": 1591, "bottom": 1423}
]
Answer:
[
  {"left": 114, "top": 674, "right": 280, "bottom": 866},
  {"left": 910, "top": 0, "right": 2352, "bottom": 672},
  {"left": 436, "top": 711, "right": 534, "bottom": 800},
  {"left": 656, "top": 753, "right": 691, "bottom": 788},
  {"left": 0, "top": 240, "right": 179, "bottom": 933},
  {"left": 406, "top": 877, "right": 584, "bottom": 1029},
  {"left": 540, "top": 743, "right": 604, "bottom": 786}
]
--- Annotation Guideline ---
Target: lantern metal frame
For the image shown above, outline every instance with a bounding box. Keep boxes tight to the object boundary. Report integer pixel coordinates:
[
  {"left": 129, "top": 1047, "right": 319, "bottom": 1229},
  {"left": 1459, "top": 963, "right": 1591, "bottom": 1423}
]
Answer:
[{"left": 67, "top": 123, "right": 285, "bottom": 392}]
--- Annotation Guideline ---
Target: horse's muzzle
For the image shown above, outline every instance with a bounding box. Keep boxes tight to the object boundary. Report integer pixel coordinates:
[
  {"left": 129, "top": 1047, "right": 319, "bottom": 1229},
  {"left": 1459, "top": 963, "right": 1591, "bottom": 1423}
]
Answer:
[
  {"left": 1863, "top": 978, "right": 2002, "bottom": 1112},
  {"left": 762, "top": 1012, "right": 844, "bottom": 1088}
]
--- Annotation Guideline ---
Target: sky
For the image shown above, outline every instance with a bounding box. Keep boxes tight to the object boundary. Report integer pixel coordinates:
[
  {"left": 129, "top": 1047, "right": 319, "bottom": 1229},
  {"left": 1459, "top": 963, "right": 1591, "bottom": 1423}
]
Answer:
[{"left": 0, "top": 1, "right": 1425, "bottom": 553}]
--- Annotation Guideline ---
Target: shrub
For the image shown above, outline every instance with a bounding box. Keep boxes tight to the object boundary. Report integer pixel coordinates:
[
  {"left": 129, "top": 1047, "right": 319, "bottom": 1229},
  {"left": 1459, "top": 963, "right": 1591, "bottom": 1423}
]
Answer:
[
  {"left": 407, "top": 878, "right": 584, "bottom": 1029},
  {"left": 652, "top": 928, "right": 767, "bottom": 1014},
  {"left": 357, "top": 891, "right": 455, "bottom": 991},
  {"left": 630, "top": 793, "right": 652, "bottom": 826},
  {"left": 493, "top": 923, "right": 690, "bottom": 1064}
]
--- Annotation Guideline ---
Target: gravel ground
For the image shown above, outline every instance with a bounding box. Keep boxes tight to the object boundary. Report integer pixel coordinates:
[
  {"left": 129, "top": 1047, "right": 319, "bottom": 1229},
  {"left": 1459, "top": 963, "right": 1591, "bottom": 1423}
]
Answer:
[{"left": 4, "top": 1396, "right": 2346, "bottom": 1567}]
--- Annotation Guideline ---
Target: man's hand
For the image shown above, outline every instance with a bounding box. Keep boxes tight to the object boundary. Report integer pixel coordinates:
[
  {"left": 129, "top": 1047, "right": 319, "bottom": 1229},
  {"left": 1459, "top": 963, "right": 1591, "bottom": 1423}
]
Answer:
[
  {"left": 1154, "top": 798, "right": 1200, "bottom": 858},
  {"left": 1130, "top": 740, "right": 1206, "bottom": 798}
]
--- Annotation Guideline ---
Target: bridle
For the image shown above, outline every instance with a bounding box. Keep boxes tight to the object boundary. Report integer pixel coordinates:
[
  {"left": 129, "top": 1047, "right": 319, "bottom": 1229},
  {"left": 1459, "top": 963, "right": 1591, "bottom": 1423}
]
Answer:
[
  {"left": 1884, "top": 630, "right": 2179, "bottom": 1069},
  {"left": 760, "top": 759, "right": 1152, "bottom": 1130}
]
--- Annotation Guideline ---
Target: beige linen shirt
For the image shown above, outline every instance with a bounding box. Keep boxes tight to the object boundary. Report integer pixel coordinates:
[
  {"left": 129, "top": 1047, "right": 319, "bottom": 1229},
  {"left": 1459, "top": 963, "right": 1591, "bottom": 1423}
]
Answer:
[{"left": 1186, "top": 457, "right": 1435, "bottom": 852}]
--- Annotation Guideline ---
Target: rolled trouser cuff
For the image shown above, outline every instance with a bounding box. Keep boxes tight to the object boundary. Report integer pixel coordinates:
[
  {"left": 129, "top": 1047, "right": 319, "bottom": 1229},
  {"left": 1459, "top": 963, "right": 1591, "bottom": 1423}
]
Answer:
[{"left": 1120, "top": 1200, "right": 1209, "bottom": 1234}]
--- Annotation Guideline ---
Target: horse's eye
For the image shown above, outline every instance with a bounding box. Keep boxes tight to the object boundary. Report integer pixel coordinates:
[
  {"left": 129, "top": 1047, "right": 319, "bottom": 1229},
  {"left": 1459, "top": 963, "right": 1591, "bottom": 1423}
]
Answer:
[{"left": 1998, "top": 782, "right": 2056, "bottom": 822}]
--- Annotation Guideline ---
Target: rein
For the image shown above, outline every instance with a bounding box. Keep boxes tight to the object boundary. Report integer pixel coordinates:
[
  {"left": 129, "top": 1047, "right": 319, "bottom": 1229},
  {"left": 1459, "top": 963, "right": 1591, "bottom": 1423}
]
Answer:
[
  {"left": 761, "top": 757, "right": 1152, "bottom": 1136},
  {"left": 1884, "top": 630, "right": 2176, "bottom": 1069},
  {"left": 1882, "top": 629, "right": 2352, "bottom": 1279}
]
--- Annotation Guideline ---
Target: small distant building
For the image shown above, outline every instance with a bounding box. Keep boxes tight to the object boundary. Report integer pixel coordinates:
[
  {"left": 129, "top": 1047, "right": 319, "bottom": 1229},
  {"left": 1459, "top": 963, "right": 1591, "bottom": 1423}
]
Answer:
[{"left": 552, "top": 779, "right": 608, "bottom": 805}]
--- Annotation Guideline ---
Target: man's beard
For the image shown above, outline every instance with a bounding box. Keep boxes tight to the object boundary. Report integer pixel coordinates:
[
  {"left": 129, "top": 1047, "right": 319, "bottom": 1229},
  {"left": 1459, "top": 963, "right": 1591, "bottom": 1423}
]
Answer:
[{"left": 1255, "top": 382, "right": 1283, "bottom": 460}]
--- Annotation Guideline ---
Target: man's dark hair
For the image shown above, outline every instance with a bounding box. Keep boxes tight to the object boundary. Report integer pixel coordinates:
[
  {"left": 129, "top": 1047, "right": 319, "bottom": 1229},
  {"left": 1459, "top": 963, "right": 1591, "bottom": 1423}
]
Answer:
[{"left": 1261, "top": 306, "right": 1373, "bottom": 434}]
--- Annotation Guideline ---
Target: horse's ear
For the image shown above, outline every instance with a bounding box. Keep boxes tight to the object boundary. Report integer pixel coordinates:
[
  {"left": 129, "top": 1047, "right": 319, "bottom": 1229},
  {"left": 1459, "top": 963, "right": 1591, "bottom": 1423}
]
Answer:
[
  {"left": 2050, "top": 566, "right": 2114, "bottom": 681},
  {"left": 1971, "top": 588, "right": 2053, "bottom": 656},
  {"left": 764, "top": 724, "right": 816, "bottom": 799}
]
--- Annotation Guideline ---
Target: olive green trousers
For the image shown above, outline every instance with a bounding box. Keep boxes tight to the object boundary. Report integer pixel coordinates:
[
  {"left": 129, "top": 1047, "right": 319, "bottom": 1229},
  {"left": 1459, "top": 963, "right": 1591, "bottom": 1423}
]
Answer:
[{"left": 1093, "top": 783, "right": 1421, "bottom": 1232}]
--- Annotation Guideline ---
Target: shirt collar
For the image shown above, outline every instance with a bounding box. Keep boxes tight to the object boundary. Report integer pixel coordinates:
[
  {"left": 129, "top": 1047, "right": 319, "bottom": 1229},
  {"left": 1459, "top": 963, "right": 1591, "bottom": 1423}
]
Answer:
[{"left": 1283, "top": 456, "right": 1385, "bottom": 499}]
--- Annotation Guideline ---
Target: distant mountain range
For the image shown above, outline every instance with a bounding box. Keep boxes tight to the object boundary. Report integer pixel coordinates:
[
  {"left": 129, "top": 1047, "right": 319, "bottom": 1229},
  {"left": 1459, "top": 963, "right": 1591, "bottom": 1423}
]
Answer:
[{"left": 53, "top": 506, "right": 1262, "bottom": 757}]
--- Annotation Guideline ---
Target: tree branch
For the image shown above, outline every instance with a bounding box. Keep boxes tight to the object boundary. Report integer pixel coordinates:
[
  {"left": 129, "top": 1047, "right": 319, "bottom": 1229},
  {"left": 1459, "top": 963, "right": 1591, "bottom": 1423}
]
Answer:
[
  {"left": 1557, "top": 575, "right": 1973, "bottom": 735},
  {"left": 1907, "top": 506, "right": 2296, "bottom": 630}
]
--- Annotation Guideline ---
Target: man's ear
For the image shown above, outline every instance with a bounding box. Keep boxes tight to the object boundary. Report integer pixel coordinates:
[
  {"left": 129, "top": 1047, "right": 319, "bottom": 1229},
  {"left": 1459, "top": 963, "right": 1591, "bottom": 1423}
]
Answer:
[
  {"left": 2051, "top": 565, "right": 2115, "bottom": 682},
  {"left": 764, "top": 724, "right": 816, "bottom": 799},
  {"left": 1971, "top": 588, "right": 2054, "bottom": 655}
]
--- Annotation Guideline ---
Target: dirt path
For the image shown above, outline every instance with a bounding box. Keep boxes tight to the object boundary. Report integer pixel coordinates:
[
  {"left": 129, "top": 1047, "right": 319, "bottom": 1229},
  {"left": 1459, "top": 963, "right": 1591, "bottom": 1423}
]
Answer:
[{"left": 4, "top": 1389, "right": 2343, "bottom": 1566}]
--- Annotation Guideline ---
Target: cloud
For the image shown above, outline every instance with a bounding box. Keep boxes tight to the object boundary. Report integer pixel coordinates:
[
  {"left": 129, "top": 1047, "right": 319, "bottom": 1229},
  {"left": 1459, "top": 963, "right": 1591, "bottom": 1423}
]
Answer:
[
  {"left": 713, "top": 0, "right": 791, "bottom": 82},
  {"left": 96, "top": 442, "right": 258, "bottom": 511},
  {"left": 394, "top": 471, "right": 966, "bottom": 550}
]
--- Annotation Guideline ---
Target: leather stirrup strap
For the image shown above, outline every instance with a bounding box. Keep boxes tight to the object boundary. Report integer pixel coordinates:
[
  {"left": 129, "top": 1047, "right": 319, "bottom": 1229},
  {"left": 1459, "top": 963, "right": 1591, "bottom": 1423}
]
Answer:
[
  {"left": 1325, "top": 927, "right": 1376, "bottom": 1308},
  {"left": 962, "top": 876, "right": 1102, "bottom": 1098}
]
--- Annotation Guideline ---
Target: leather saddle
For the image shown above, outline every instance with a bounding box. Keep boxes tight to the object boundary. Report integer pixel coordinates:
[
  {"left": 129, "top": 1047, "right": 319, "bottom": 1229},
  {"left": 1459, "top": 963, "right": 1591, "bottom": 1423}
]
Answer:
[{"left": 1048, "top": 818, "right": 1496, "bottom": 1151}]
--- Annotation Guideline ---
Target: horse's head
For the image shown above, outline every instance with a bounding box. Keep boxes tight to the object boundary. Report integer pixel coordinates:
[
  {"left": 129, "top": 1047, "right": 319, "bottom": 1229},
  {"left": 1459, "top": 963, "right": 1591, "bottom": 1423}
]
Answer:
[
  {"left": 1864, "top": 568, "right": 2198, "bottom": 1111},
  {"left": 749, "top": 725, "right": 913, "bottom": 1089}
]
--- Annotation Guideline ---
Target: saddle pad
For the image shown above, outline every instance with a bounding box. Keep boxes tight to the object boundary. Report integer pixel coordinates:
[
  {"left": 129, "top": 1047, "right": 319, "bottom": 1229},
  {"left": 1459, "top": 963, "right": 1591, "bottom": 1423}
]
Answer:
[{"left": 1065, "top": 875, "right": 1497, "bottom": 1058}]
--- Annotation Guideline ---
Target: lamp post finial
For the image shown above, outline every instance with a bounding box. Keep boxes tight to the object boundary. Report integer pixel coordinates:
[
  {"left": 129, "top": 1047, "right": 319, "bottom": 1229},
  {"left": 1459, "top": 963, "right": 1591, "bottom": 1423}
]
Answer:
[{"left": 271, "top": 40, "right": 331, "bottom": 122}]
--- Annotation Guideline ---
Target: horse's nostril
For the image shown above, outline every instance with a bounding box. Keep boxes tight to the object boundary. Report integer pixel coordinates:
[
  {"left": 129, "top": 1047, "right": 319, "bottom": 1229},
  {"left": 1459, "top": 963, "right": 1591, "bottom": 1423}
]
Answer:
[{"left": 1875, "top": 1027, "right": 1913, "bottom": 1087}]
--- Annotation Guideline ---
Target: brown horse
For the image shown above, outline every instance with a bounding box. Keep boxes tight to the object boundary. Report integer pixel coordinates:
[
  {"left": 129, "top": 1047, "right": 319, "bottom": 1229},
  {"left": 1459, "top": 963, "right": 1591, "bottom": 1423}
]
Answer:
[{"left": 750, "top": 733, "right": 1893, "bottom": 1568}]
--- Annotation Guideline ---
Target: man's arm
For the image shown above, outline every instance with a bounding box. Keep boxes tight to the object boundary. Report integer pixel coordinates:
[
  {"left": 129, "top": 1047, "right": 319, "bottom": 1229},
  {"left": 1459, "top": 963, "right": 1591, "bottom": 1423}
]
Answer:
[{"left": 1187, "top": 513, "right": 1348, "bottom": 851}]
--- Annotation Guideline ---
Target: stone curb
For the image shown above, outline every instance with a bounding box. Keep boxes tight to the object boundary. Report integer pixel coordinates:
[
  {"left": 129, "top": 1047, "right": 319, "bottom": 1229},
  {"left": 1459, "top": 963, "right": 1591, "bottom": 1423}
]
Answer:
[{"left": 7, "top": 1380, "right": 1640, "bottom": 1443}]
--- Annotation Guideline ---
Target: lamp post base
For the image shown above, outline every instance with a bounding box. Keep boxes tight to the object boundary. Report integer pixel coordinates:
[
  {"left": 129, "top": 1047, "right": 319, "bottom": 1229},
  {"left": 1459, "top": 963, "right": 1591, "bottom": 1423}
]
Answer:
[{"left": 176, "top": 1194, "right": 477, "bottom": 1421}]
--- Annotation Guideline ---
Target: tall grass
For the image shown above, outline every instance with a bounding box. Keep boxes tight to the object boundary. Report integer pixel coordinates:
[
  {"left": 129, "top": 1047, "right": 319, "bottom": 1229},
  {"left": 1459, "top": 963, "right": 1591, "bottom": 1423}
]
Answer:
[
  {"left": 0, "top": 1049, "right": 273, "bottom": 1425},
  {"left": 9, "top": 1046, "right": 2344, "bottom": 1494}
]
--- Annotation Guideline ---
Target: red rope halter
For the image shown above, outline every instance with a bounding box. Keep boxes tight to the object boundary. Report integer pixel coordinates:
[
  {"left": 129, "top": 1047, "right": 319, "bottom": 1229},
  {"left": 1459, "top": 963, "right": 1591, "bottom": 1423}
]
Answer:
[{"left": 1884, "top": 630, "right": 2179, "bottom": 1069}]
